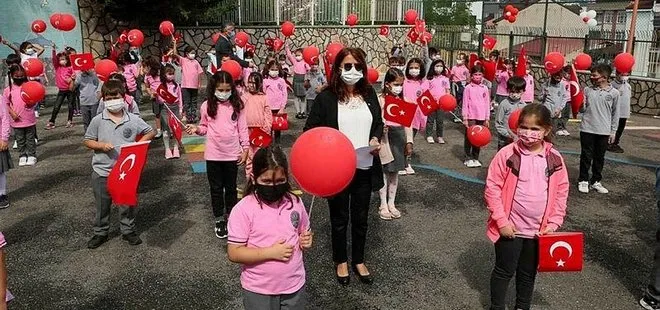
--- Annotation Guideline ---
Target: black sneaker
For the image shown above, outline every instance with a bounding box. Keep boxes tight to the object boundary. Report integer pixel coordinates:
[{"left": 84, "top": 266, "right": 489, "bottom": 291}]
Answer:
[
  {"left": 0, "top": 195, "right": 9, "bottom": 209},
  {"left": 122, "top": 232, "right": 143, "bottom": 245},
  {"left": 301, "top": 112, "right": 307, "bottom": 119},
  {"left": 215, "top": 221, "right": 228, "bottom": 239},
  {"left": 87, "top": 235, "right": 109, "bottom": 249},
  {"left": 640, "top": 295, "right": 660, "bottom": 310},
  {"left": 608, "top": 144, "right": 624, "bottom": 153}
]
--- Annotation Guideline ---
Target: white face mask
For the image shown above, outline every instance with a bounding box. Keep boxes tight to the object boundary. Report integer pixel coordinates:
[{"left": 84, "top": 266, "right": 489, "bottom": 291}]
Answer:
[
  {"left": 340, "top": 67, "right": 363, "bottom": 85},
  {"left": 434, "top": 65, "right": 444, "bottom": 74},
  {"left": 295, "top": 56, "right": 303, "bottom": 61},
  {"left": 105, "top": 99, "right": 124, "bottom": 112},
  {"left": 456, "top": 60, "right": 464, "bottom": 65},
  {"left": 59, "top": 60, "right": 67, "bottom": 66},
  {"left": 187, "top": 53, "right": 196, "bottom": 59},
  {"left": 396, "top": 66, "right": 406, "bottom": 72},
  {"left": 25, "top": 48, "right": 36, "bottom": 55},
  {"left": 409, "top": 68, "right": 420, "bottom": 77},
  {"left": 621, "top": 76, "right": 629, "bottom": 82},
  {"left": 390, "top": 85, "right": 403, "bottom": 95},
  {"left": 269, "top": 70, "right": 280, "bottom": 78},
  {"left": 215, "top": 90, "right": 231, "bottom": 101}
]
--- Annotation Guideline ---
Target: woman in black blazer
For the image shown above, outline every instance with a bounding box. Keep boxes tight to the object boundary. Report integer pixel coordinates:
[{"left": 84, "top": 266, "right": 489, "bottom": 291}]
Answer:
[{"left": 304, "top": 47, "right": 384, "bottom": 285}]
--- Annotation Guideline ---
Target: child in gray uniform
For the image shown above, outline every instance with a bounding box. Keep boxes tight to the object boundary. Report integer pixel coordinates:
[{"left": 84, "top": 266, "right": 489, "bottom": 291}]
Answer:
[
  {"left": 542, "top": 71, "right": 569, "bottom": 134},
  {"left": 303, "top": 60, "right": 326, "bottom": 115},
  {"left": 495, "top": 76, "right": 527, "bottom": 149},
  {"left": 609, "top": 70, "right": 631, "bottom": 153}
]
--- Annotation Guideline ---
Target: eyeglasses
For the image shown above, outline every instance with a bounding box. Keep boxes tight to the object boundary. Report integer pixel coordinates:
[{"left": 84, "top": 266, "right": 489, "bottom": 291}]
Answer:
[{"left": 342, "top": 63, "right": 364, "bottom": 72}]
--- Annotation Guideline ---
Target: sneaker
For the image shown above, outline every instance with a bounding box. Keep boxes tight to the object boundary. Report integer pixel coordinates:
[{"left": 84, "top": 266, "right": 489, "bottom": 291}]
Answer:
[
  {"left": 154, "top": 129, "right": 162, "bottom": 139},
  {"left": 34, "top": 110, "right": 39, "bottom": 118},
  {"left": 44, "top": 122, "right": 55, "bottom": 130},
  {"left": 466, "top": 159, "right": 477, "bottom": 168},
  {"left": 379, "top": 205, "right": 393, "bottom": 220},
  {"left": 388, "top": 204, "right": 402, "bottom": 219},
  {"left": 165, "top": 149, "right": 173, "bottom": 159},
  {"left": 436, "top": 137, "right": 446, "bottom": 144},
  {"left": 405, "top": 165, "right": 415, "bottom": 175},
  {"left": 18, "top": 157, "right": 27, "bottom": 167},
  {"left": 12, "top": 141, "right": 16, "bottom": 149},
  {"left": 26, "top": 156, "right": 37, "bottom": 166},
  {"left": 555, "top": 130, "right": 565, "bottom": 136},
  {"left": 640, "top": 295, "right": 660, "bottom": 310},
  {"left": 590, "top": 182, "right": 609, "bottom": 194},
  {"left": 122, "top": 232, "right": 142, "bottom": 245},
  {"left": 426, "top": 136, "right": 435, "bottom": 144},
  {"left": 65, "top": 121, "right": 73, "bottom": 128},
  {"left": 563, "top": 130, "right": 570, "bottom": 136},
  {"left": 87, "top": 235, "right": 108, "bottom": 249},
  {"left": 608, "top": 144, "right": 624, "bottom": 153},
  {"left": 578, "top": 181, "right": 589, "bottom": 193},
  {"left": 398, "top": 170, "right": 408, "bottom": 175},
  {"left": 215, "top": 220, "right": 228, "bottom": 239},
  {"left": 473, "top": 160, "right": 482, "bottom": 167},
  {"left": 172, "top": 146, "right": 180, "bottom": 158},
  {"left": 463, "top": 160, "right": 470, "bottom": 166},
  {"left": 0, "top": 195, "right": 9, "bottom": 209}
]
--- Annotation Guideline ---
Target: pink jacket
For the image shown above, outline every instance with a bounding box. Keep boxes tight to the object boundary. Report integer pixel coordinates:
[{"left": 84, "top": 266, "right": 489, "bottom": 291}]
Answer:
[
  {"left": 0, "top": 95, "right": 10, "bottom": 141},
  {"left": 522, "top": 74, "right": 534, "bottom": 103},
  {"left": 495, "top": 70, "right": 511, "bottom": 96},
  {"left": 263, "top": 77, "right": 288, "bottom": 110},
  {"left": 52, "top": 50, "right": 74, "bottom": 91},
  {"left": 2, "top": 86, "right": 37, "bottom": 129},
  {"left": 484, "top": 141, "right": 569, "bottom": 242},
  {"left": 428, "top": 76, "right": 450, "bottom": 100},
  {"left": 197, "top": 100, "right": 250, "bottom": 161},
  {"left": 122, "top": 63, "right": 139, "bottom": 92},
  {"left": 286, "top": 46, "right": 310, "bottom": 75},
  {"left": 450, "top": 65, "right": 469, "bottom": 83},
  {"left": 241, "top": 92, "right": 273, "bottom": 132},
  {"left": 462, "top": 82, "right": 491, "bottom": 121}
]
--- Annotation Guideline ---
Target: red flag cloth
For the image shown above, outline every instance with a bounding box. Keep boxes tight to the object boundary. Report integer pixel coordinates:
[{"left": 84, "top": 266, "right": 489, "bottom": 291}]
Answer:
[
  {"left": 496, "top": 57, "right": 506, "bottom": 71},
  {"left": 249, "top": 128, "right": 273, "bottom": 148},
  {"left": 272, "top": 114, "right": 289, "bottom": 131},
  {"left": 468, "top": 53, "right": 480, "bottom": 69},
  {"left": 156, "top": 83, "right": 178, "bottom": 104},
  {"left": 245, "top": 43, "right": 256, "bottom": 54},
  {"left": 107, "top": 140, "right": 151, "bottom": 206},
  {"left": 482, "top": 59, "right": 497, "bottom": 82},
  {"left": 538, "top": 232, "right": 584, "bottom": 272},
  {"left": 568, "top": 65, "right": 584, "bottom": 117},
  {"left": 515, "top": 47, "right": 527, "bottom": 77},
  {"left": 69, "top": 53, "right": 94, "bottom": 71},
  {"left": 414, "top": 19, "right": 426, "bottom": 34},
  {"left": 324, "top": 55, "right": 333, "bottom": 83},
  {"left": 383, "top": 95, "right": 416, "bottom": 127},
  {"left": 483, "top": 35, "right": 497, "bottom": 50},
  {"left": 407, "top": 27, "right": 419, "bottom": 44},
  {"left": 167, "top": 109, "right": 182, "bottom": 144},
  {"left": 210, "top": 62, "right": 217, "bottom": 74},
  {"left": 417, "top": 89, "right": 437, "bottom": 116}
]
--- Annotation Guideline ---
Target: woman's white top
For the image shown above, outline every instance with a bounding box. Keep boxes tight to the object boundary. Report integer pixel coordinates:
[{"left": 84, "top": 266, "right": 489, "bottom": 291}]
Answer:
[{"left": 337, "top": 95, "right": 373, "bottom": 170}]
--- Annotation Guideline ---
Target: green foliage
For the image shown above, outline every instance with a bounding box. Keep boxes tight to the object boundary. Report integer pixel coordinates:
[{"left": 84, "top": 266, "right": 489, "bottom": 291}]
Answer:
[
  {"left": 423, "top": 0, "right": 476, "bottom": 26},
  {"left": 95, "top": 0, "right": 235, "bottom": 25}
]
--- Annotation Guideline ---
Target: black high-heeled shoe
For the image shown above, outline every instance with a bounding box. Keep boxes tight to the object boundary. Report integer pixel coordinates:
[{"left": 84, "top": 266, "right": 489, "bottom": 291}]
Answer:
[
  {"left": 336, "top": 264, "right": 350, "bottom": 286},
  {"left": 352, "top": 264, "right": 373, "bottom": 284}
]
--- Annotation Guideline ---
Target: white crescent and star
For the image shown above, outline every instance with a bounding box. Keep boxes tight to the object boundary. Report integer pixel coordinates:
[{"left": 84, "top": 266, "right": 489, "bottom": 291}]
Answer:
[
  {"left": 549, "top": 240, "right": 573, "bottom": 267},
  {"left": 74, "top": 57, "right": 85, "bottom": 68},
  {"left": 128, "top": 35, "right": 136, "bottom": 42},
  {"left": 118, "top": 154, "right": 136, "bottom": 181},
  {"left": 386, "top": 103, "right": 398, "bottom": 118},
  {"left": 569, "top": 81, "right": 581, "bottom": 96},
  {"left": 20, "top": 91, "right": 30, "bottom": 102}
]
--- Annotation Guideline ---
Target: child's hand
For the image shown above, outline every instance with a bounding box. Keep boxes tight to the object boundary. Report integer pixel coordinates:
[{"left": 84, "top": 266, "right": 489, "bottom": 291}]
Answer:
[
  {"left": 101, "top": 143, "right": 114, "bottom": 152},
  {"left": 484, "top": 120, "right": 490, "bottom": 128},
  {"left": 9, "top": 109, "right": 20, "bottom": 121},
  {"left": 0, "top": 140, "right": 8, "bottom": 152},
  {"left": 299, "top": 230, "right": 313, "bottom": 250},
  {"left": 268, "top": 239, "right": 294, "bottom": 262},
  {"left": 369, "top": 137, "right": 380, "bottom": 155},
  {"left": 185, "top": 124, "right": 197, "bottom": 135},
  {"left": 540, "top": 227, "right": 555, "bottom": 235},
  {"left": 237, "top": 150, "right": 248, "bottom": 166},
  {"left": 499, "top": 225, "right": 517, "bottom": 239}
]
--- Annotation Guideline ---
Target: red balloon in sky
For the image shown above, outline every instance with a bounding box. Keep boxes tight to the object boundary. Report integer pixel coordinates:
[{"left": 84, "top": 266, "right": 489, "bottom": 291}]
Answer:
[
  {"left": 31, "top": 20, "right": 47, "bottom": 33},
  {"left": 613, "top": 52, "right": 635, "bottom": 73},
  {"left": 573, "top": 53, "right": 592, "bottom": 70},
  {"left": 159, "top": 21, "right": 175, "bottom": 36},
  {"left": 404, "top": 9, "right": 418, "bottom": 25},
  {"left": 281, "top": 21, "right": 295, "bottom": 37}
]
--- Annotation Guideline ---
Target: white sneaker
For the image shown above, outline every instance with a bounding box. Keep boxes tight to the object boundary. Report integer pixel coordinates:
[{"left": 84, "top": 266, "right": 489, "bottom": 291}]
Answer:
[
  {"left": 155, "top": 129, "right": 163, "bottom": 139},
  {"left": 12, "top": 141, "right": 17, "bottom": 149},
  {"left": 18, "top": 157, "right": 27, "bottom": 166},
  {"left": 474, "top": 160, "right": 482, "bottom": 167},
  {"left": 463, "top": 160, "right": 470, "bottom": 166},
  {"left": 466, "top": 159, "right": 477, "bottom": 168},
  {"left": 398, "top": 170, "right": 407, "bottom": 175},
  {"left": 563, "top": 130, "right": 570, "bottom": 136},
  {"left": 555, "top": 130, "right": 564, "bottom": 136},
  {"left": 590, "top": 182, "right": 609, "bottom": 194},
  {"left": 436, "top": 137, "right": 445, "bottom": 144},
  {"left": 578, "top": 181, "right": 589, "bottom": 193},
  {"left": 26, "top": 156, "right": 37, "bottom": 166},
  {"left": 426, "top": 136, "right": 435, "bottom": 144},
  {"left": 405, "top": 165, "right": 415, "bottom": 175},
  {"left": 34, "top": 110, "right": 39, "bottom": 118}
]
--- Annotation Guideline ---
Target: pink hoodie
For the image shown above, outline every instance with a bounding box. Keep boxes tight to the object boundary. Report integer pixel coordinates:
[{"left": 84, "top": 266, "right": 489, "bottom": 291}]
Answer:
[
  {"left": 2, "top": 85, "right": 37, "bottom": 128},
  {"left": 428, "top": 76, "right": 451, "bottom": 100},
  {"left": 196, "top": 100, "right": 250, "bottom": 161},
  {"left": 522, "top": 74, "right": 534, "bottom": 103},
  {"left": 286, "top": 46, "right": 310, "bottom": 75},
  {"left": 52, "top": 50, "right": 74, "bottom": 91},
  {"left": 484, "top": 141, "right": 569, "bottom": 242},
  {"left": 263, "top": 77, "right": 288, "bottom": 110},
  {"left": 241, "top": 92, "right": 273, "bottom": 132},
  {"left": 461, "top": 82, "right": 490, "bottom": 121},
  {"left": 495, "top": 70, "right": 511, "bottom": 96},
  {"left": 0, "top": 95, "right": 10, "bottom": 141},
  {"left": 122, "top": 63, "right": 139, "bottom": 92}
]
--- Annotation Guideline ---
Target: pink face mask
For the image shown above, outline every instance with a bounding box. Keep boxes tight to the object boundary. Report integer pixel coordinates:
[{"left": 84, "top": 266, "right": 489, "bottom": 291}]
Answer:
[{"left": 518, "top": 129, "right": 544, "bottom": 146}]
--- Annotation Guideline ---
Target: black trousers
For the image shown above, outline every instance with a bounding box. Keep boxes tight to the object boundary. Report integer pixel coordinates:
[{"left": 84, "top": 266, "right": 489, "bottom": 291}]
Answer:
[
  {"left": 490, "top": 238, "right": 539, "bottom": 310},
  {"left": 182, "top": 88, "right": 199, "bottom": 121},
  {"left": 579, "top": 132, "right": 609, "bottom": 183},
  {"left": 645, "top": 169, "right": 660, "bottom": 302},
  {"left": 206, "top": 160, "right": 238, "bottom": 219},
  {"left": 464, "top": 119, "right": 485, "bottom": 160},
  {"left": 49, "top": 90, "right": 74, "bottom": 123},
  {"left": 613, "top": 118, "right": 627, "bottom": 145},
  {"left": 327, "top": 169, "right": 372, "bottom": 265},
  {"left": 271, "top": 110, "right": 282, "bottom": 144}
]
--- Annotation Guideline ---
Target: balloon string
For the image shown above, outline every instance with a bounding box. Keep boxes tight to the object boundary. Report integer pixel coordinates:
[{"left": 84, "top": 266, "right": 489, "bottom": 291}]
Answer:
[
  {"left": 60, "top": 32, "right": 66, "bottom": 48},
  {"left": 307, "top": 196, "right": 315, "bottom": 232}
]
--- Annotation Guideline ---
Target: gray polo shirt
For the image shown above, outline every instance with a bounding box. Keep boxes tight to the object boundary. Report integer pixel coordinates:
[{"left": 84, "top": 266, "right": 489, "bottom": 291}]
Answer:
[
  {"left": 495, "top": 98, "right": 526, "bottom": 139},
  {"left": 542, "top": 81, "right": 568, "bottom": 114},
  {"left": 305, "top": 71, "right": 326, "bottom": 100},
  {"left": 84, "top": 109, "right": 153, "bottom": 177},
  {"left": 579, "top": 85, "right": 620, "bottom": 136},
  {"left": 75, "top": 71, "right": 100, "bottom": 106},
  {"left": 611, "top": 79, "right": 631, "bottom": 118}
]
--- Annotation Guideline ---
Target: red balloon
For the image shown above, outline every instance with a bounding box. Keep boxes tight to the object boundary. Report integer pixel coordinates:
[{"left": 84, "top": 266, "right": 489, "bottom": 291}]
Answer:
[
  {"left": 582, "top": 16, "right": 590, "bottom": 23},
  {"left": 31, "top": 20, "right": 47, "bottom": 33},
  {"left": 325, "top": 42, "right": 344, "bottom": 65},
  {"left": 404, "top": 9, "right": 418, "bottom": 25},
  {"left": 159, "top": 21, "right": 175, "bottom": 36},
  {"left": 234, "top": 31, "right": 249, "bottom": 48},
  {"left": 346, "top": 14, "right": 359, "bottom": 26},
  {"left": 290, "top": 127, "right": 356, "bottom": 197},
  {"left": 58, "top": 14, "right": 76, "bottom": 31},
  {"left": 22, "top": 58, "right": 44, "bottom": 77},
  {"left": 281, "top": 21, "right": 295, "bottom": 37},
  {"left": 221, "top": 60, "right": 242, "bottom": 81},
  {"left": 211, "top": 32, "right": 221, "bottom": 44},
  {"left": 507, "top": 15, "right": 517, "bottom": 23},
  {"left": 544, "top": 52, "right": 565, "bottom": 74},
  {"left": 613, "top": 52, "right": 635, "bottom": 73},
  {"left": 511, "top": 7, "right": 519, "bottom": 15},
  {"left": 49, "top": 13, "right": 62, "bottom": 29},
  {"left": 508, "top": 108, "right": 522, "bottom": 132},
  {"left": 467, "top": 125, "right": 492, "bottom": 147},
  {"left": 272, "top": 38, "right": 284, "bottom": 52},
  {"left": 367, "top": 68, "right": 379, "bottom": 84},
  {"left": 95, "top": 59, "right": 118, "bottom": 82},
  {"left": 574, "top": 53, "right": 592, "bottom": 70},
  {"left": 438, "top": 94, "right": 457, "bottom": 112},
  {"left": 20, "top": 81, "right": 45, "bottom": 107},
  {"left": 127, "top": 29, "right": 145, "bottom": 47},
  {"left": 504, "top": 5, "right": 514, "bottom": 12},
  {"left": 302, "top": 46, "right": 320, "bottom": 65}
]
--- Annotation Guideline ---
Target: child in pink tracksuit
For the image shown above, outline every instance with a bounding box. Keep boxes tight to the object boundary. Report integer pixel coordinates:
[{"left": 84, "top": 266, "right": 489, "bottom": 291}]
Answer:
[
  {"left": 462, "top": 65, "right": 491, "bottom": 168},
  {"left": 522, "top": 63, "right": 535, "bottom": 104},
  {"left": 494, "top": 60, "right": 513, "bottom": 105},
  {"left": 262, "top": 61, "right": 288, "bottom": 144},
  {"left": 185, "top": 71, "right": 249, "bottom": 239},
  {"left": 484, "top": 103, "right": 569, "bottom": 310},
  {"left": 241, "top": 72, "right": 272, "bottom": 179},
  {"left": 426, "top": 59, "right": 451, "bottom": 144},
  {"left": 157, "top": 64, "right": 184, "bottom": 159},
  {"left": 46, "top": 48, "right": 75, "bottom": 129},
  {"left": 3, "top": 65, "right": 37, "bottom": 167}
]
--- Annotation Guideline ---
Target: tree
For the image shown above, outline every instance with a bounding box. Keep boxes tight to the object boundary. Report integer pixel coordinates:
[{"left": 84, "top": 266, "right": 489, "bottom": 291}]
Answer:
[
  {"left": 94, "top": 0, "right": 236, "bottom": 26},
  {"left": 423, "top": 0, "right": 476, "bottom": 26}
]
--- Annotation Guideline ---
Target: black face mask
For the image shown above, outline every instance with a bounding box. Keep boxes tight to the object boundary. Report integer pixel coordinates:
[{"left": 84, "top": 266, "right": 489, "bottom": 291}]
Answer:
[
  {"left": 590, "top": 77, "right": 601, "bottom": 86},
  {"left": 13, "top": 77, "right": 27, "bottom": 86},
  {"left": 256, "top": 183, "right": 289, "bottom": 203}
]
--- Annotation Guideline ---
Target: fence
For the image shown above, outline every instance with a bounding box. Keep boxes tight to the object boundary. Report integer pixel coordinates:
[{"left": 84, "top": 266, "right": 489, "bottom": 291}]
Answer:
[{"left": 224, "top": 0, "right": 423, "bottom": 25}]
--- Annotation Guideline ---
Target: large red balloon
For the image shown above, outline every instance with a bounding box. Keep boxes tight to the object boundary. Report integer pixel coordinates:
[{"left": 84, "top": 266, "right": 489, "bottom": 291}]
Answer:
[
  {"left": 404, "top": 9, "right": 418, "bottom": 25},
  {"left": 326, "top": 42, "right": 344, "bottom": 65},
  {"left": 302, "top": 46, "right": 320, "bottom": 65},
  {"left": 367, "top": 68, "right": 379, "bottom": 84},
  {"left": 234, "top": 31, "right": 249, "bottom": 48},
  {"left": 272, "top": 38, "right": 284, "bottom": 52},
  {"left": 504, "top": 5, "right": 515, "bottom": 13},
  {"left": 544, "top": 52, "right": 565, "bottom": 74},
  {"left": 290, "top": 127, "right": 356, "bottom": 197},
  {"left": 95, "top": 59, "right": 118, "bottom": 82},
  {"left": 613, "top": 52, "right": 635, "bottom": 73},
  {"left": 31, "top": 20, "right": 47, "bottom": 33},
  {"left": 127, "top": 29, "right": 145, "bottom": 47},
  {"left": 159, "top": 21, "right": 175, "bottom": 36},
  {"left": 281, "top": 21, "right": 295, "bottom": 37},
  {"left": 58, "top": 14, "right": 76, "bottom": 31},
  {"left": 49, "top": 13, "right": 62, "bottom": 29},
  {"left": 506, "top": 15, "right": 517, "bottom": 23},
  {"left": 508, "top": 108, "right": 522, "bottom": 132},
  {"left": 346, "top": 14, "right": 358, "bottom": 26},
  {"left": 573, "top": 53, "right": 592, "bottom": 70},
  {"left": 438, "top": 94, "right": 457, "bottom": 112},
  {"left": 22, "top": 58, "right": 44, "bottom": 77},
  {"left": 20, "top": 81, "right": 45, "bottom": 107},
  {"left": 221, "top": 60, "right": 242, "bottom": 81},
  {"left": 467, "top": 125, "right": 492, "bottom": 147}
]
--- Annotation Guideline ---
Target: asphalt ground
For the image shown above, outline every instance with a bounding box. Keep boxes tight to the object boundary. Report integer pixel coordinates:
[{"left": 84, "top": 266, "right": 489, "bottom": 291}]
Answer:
[{"left": 0, "top": 97, "right": 659, "bottom": 310}]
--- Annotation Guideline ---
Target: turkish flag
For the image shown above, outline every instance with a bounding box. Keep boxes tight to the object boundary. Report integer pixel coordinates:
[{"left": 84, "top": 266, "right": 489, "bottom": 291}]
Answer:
[
  {"left": 249, "top": 128, "right": 272, "bottom": 148},
  {"left": 483, "top": 35, "right": 497, "bottom": 50},
  {"left": 167, "top": 109, "right": 182, "bottom": 145},
  {"left": 417, "top": 90, "right": 437, "bottom": 116},
  {"left": 118, "top": 30, "right": 128, "bottom": 44},
  {"left": 414, "top": 19, "right": 426, "bottom": 34},
  {"left": 468, "top": 53, "right": 481, "bottom": 69},
  {"left": 568, "top": 65, "right": 584, "bottom": 117},
  {"left": 69, "top": 53, "right": 94, "bottom": 71},
  {"left": 156, "top": 83, "right": 178, "bottom": 104},
  {"left": 483, "top": 59, "right": 497, "bottom": 82},
  {"left": 324, "top": 55, "right": 333, "bottom": 82},
  {"left": 272, "top": 113, "right": 289, "bottom": 131},
  {"left": 538, "top": 232, "right": 584, "bottom": 272},
  {"left": 210, "top": 62, "right": 217, "bottom": 74},
  {"left": 407, "top": 27, "right": 419, "bottom": 44},
  {"left": 107, "top": 140, "right": 151, "bottom": 206},
  {"left": 245, "top": 43, "right": 256, "bottom": 54},
  {"left": 515, "top": 47, "right": 527, "bottom": 77},
  {"left": 384, "top": 95, "right": 416, "bottom": 127}
]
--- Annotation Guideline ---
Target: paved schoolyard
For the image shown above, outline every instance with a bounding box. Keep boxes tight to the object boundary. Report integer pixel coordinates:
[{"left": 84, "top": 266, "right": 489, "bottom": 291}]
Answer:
[{"left": 0, "top": 98, "right": 659, "bottom": 310}]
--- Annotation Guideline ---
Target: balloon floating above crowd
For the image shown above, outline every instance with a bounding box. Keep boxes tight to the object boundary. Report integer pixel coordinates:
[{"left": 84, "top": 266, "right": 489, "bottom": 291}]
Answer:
[
  {"left": 503, "top": 5, "right": 520, "bottom": 23},
  {"left": 159, "top": 21, "right": 175, "bottom": 36},
  {"left": 31, "top": 20, "right": 47, "bottom": 33},
  {"left": 579, "top": 10, "right": 598, "bottom": 27},
  {"left": 281, "top": 21, "right": 295, "bottom": 37}
]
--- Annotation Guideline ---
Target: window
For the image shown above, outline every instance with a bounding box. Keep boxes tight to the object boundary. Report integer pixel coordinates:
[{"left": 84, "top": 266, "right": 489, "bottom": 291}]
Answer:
[
  {"left": 603, "top": 12, "right": 614, "bottom": 23},
  {"left": 616, "top": 12, "right": 626, "bottom": 24}
]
